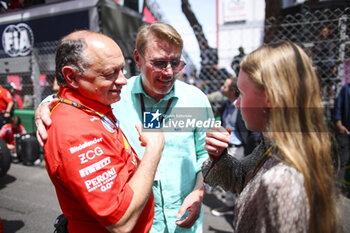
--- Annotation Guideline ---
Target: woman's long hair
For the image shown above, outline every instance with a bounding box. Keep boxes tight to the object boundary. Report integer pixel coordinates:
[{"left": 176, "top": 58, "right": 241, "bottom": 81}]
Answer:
[{"left": 240, "top": 41, "right": 338, "bottom": 233}]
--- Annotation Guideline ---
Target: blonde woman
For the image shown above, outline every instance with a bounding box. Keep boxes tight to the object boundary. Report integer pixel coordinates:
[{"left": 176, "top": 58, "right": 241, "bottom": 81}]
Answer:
[{"left": 203, "top": 41, "right": 339, "bottom": 233}]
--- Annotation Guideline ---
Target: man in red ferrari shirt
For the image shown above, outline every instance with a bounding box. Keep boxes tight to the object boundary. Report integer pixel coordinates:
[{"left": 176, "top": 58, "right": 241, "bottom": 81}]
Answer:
[
  {"left": 0, "top": 115, "right": 26, "bottom": 151},
  {"left": 0, "top": 85, "right": 14, "bottom": 127},
  {"left": 44, "top": 30, "right": 164, "bottom": 233}
]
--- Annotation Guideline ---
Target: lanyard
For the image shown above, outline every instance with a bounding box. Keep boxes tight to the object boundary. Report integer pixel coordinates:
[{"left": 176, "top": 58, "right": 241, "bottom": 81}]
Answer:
[
  {"left": 58, "top": 97, "right": 119, "bottom": 131},
  {"left": 253, "top": 145, "right": 274, "bottom": 176},
  {"left": 140, "top": 94, "right": 172, "bottom": 125}
]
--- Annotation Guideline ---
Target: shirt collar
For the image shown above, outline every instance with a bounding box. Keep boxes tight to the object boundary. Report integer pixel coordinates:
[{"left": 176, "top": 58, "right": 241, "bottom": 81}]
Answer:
[
  {"left": 131, "top": 74, "right": 178, "bottom": 102},
  {"left": 58, "top": 87, "right": 113, "bottom": 116},
  {"left": 233, "top": 99, "right": 237, "bottom": 106}
]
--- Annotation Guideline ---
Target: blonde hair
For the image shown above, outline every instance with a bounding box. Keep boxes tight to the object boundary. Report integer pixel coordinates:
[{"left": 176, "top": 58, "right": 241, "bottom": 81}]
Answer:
[
  {"left": 135, "top": 23, "right": 183, "bottom": 56},
  {"left": 240, "top": 41, "right": 338, "bottom": 233}
]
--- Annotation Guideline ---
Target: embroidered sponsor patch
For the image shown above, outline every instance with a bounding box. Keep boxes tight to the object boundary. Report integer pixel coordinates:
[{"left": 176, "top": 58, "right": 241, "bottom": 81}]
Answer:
[
  {"left": 90, "top": 116, "right": 99, "bottom": 122},
  {"left": 102, "top": 118, "right": 114, "bottom": 133},
  {"left": 79, "top": 157, "right": 111, "bottom": 177},
  {"left": 69, "top": 137, "right": 103, "bottom": 154},
  {"left": 84, "top": 167, "right": 117, "bottom": 192},
  {"left": 78, "top": 146, "right": 104, "bottom": 164}
]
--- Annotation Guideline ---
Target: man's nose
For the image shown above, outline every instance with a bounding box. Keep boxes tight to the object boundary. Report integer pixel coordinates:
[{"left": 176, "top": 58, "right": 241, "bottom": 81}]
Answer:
[
  {"left": 162, "top": 63, "right": 174, "bottom": 75},
  {"left": 115, "top": 73, "right": 127, "bottom": 86}
]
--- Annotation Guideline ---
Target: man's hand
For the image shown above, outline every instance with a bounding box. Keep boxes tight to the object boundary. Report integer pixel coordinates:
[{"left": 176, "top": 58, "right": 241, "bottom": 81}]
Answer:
[
  {"left": 135, "top": 124, "right": 164, "bottom": 149},
  {"left": 175, "top": 188, "right": 204, "bottom": 228},
  {"left": 205, "top": 127, "right": 230, "bottom": 159},
  {"left": 336, "top": 120, "right": 350, "bottom": 135},
  {"left": 7, "top": 144, "right": 15, "bottom": 150},
  {"left": 3, "top": 112, "right": 10, "bottom": 119},
  {"left": 35, "top": 99, "right": 59, "bottom": 147}
]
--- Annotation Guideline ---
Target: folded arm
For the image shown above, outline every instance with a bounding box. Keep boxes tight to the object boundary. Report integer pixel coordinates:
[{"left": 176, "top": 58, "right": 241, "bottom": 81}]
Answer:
[{"left": 107, "top": 126, "right": 165, "bottom": 233}]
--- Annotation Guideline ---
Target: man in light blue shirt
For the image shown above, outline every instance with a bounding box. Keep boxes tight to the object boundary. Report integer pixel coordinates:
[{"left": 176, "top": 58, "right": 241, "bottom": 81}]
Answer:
[
  {"left": 35, "top": 23, "right": 213, "bottom": 233},
  {"left": 115, "top": 74, "right": 212, "bottom": 233},
  {"left": 114, "top": 23, "right": 212, "bottom": 233}
]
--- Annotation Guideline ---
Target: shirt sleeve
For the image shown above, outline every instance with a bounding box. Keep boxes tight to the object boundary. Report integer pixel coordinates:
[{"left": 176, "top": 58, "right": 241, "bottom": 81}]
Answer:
[
  {"left": 202, "top": 142, "right": 264, "bottom": 194},
  {"left": 202, "top": 152, "right": 245, "bottom": 194},
  {"left": 0, "top": 124, "right": 8, "bottom": 138},
  {"left": 54, "top": 130, "right": 135, "bottom": 227},
  {"left": 20, "top": 125, "right": 27, "bottom": 134},
  {"left": 3, "top": 89, "right": 13, "bottom": 105},
  {"left": 39, "top": 94, "right": 55, "bottom": 106}
]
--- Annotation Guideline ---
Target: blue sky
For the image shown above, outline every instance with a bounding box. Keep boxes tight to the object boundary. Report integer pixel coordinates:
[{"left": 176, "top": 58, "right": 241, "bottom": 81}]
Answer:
[{"left": 156, "top": 0, "right": 217, "bottom": 69}]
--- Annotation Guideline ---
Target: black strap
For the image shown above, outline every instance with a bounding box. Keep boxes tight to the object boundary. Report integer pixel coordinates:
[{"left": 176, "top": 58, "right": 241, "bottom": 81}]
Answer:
[
  {"left": 140, "top": 94, "right": 172, "bottom": 126},
  {"left": 58, "top": 97, "right": 119, "bottom": 132},
  {"left": 53, "top": 214, "right": 68, "bottom": 233}
]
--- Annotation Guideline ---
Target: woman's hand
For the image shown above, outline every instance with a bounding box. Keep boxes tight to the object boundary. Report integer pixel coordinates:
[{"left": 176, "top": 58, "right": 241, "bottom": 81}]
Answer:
[{"left": 205, "top": 127, "right": 230, "bottom": 159}]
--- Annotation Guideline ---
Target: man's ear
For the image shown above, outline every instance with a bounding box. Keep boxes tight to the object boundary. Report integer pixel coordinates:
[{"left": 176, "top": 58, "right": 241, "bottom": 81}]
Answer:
[
  {"left": 134, "top": 49, "right": 142, "bottom": 68},
  {"left": 62, "top": 66, "right": 79, "bottom": 89}
]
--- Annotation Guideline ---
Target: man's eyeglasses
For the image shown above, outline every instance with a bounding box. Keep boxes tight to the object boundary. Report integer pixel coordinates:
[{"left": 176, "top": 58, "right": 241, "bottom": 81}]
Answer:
[{"left": 150, "top": 60, "right": 186, "bottom": 73}]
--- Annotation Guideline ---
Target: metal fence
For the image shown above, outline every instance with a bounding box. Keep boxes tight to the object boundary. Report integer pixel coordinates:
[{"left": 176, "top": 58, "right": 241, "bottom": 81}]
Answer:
[
  {"left": 265, "top": 7, "right": 350, "bottom": 109},
  {"left": 265, "top": 7, "right": 350, "bottom": 122},
  {"left": 0, "top": 40, "right": 58, "bottom": 110},
  {"left": 206, "top": 7, "right": 349, "bottom": 118}
]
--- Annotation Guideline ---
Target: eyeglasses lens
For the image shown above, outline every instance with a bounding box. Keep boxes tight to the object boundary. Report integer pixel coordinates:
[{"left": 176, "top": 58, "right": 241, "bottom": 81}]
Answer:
[{"left": 151, "top": 60, "right": 185, "bottom": 72}]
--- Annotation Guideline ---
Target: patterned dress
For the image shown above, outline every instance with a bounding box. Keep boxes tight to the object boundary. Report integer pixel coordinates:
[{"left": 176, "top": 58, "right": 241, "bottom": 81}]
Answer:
[{"left": 202, "top": 140, "right": 310, "bottom": 233}]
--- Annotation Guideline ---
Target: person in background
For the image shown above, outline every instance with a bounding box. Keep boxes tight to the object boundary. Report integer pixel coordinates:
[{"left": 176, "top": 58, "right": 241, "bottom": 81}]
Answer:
[
  {"left": 210, "top": 76, "right": 261, "bottom": 217},
  {"left": 0, "top": 115, "right": 26, "bottom": 152},
  {"left": 9, "top": 82, "right": 23, "bottom": 110},
  {"left": 206, "top": 68, "right": 231, "bottom": 117},
  {"left": 203, "top": 41, "right": 338, "bottom": 233},
  {"left": 35, "top": 23, "right": 212, "bottom": 233},
  {"left": 230, "top": 46, "right": 245, "bottom": 76},
  {"left": 333, "top": 82, "right": 350, "bottom": 197},
  {"left": 313, "top": 26, "right": 337, "bottom": 102},
  {"left": 43, "top": 30, "right": 164, "bottom": 233},
  {"left": 0, "top": 84, "right": 14, "bottom": 127}
]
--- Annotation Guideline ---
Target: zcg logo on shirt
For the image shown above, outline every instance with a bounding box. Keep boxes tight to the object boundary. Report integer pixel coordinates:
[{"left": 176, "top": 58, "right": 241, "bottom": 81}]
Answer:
[{"left": 78, "top": 146, "right": 104, "bottom": 164}]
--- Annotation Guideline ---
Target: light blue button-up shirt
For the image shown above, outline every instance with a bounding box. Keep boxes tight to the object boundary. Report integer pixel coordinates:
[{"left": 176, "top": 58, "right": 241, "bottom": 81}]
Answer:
[{"left": 113, "top": 75, "right": 213, "bottom": 233}]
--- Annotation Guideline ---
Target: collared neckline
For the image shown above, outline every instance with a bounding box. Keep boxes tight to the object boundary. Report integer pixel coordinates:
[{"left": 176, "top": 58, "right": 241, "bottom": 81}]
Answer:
[
  {"left": 131, "top": 74, "right": 178, "bottom": 102},
  {"left": 58, "top": 87, "right": 114, "bottom": 117}
]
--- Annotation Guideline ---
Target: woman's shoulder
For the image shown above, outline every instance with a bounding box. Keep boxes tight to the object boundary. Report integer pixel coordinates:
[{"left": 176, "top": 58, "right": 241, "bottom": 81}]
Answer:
[{"left": 261, "top": 159, "right": 306, "bottom": 196}]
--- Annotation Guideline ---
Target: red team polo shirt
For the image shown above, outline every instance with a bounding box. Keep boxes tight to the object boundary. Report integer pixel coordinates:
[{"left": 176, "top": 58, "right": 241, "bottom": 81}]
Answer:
[
  {"left": 44, "top": 87, "right": 154, "bottom": 233},
  {"left": 0, "top": 86, "right": 13, "bottom": 113}
]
